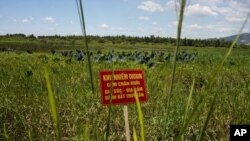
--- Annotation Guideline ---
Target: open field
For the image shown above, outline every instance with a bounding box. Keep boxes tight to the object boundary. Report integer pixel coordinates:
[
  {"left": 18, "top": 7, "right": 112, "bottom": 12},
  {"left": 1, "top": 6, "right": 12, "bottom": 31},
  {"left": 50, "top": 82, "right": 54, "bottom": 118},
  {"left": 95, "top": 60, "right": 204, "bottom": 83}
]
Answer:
[{"left": 1, "top": 46, "right": 250, "bottom": 140}]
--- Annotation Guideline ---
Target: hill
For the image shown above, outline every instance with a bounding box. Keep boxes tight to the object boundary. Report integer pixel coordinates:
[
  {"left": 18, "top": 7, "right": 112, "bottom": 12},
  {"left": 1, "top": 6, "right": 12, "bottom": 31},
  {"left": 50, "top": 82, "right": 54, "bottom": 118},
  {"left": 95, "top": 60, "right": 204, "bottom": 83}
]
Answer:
[{"left": 220, "top": 33, "right": 250, "bottom": 45}]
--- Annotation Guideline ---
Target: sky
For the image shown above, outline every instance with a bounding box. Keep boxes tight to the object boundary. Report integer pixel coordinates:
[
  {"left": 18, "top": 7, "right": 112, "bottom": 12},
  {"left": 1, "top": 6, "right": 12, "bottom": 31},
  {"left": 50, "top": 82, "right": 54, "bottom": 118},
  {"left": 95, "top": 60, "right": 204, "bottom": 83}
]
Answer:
[{"left": 0, "top": 0, "right": 249, "bottom": 39}]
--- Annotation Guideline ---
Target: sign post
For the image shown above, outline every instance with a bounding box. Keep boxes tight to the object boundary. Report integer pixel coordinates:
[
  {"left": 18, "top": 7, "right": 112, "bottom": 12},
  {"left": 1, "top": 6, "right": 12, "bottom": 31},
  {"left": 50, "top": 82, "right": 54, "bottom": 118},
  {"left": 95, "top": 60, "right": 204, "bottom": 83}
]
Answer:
[
  {"left": 123, "top": 105, "right": 130, "bottom": 141},
  {"left": 100, "top": 69, "right": 147, "bottom": 141}
]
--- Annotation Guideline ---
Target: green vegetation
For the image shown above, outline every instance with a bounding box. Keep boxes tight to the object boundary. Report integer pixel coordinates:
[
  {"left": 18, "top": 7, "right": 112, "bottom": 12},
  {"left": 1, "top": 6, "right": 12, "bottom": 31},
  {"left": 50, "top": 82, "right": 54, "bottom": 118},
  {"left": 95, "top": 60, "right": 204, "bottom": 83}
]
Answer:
[
  {"left": 1, "top": 33, "right": 248, "bottom": 53},
  {"left": 0, "top": 46, "right": 250, "bottom": 140}
]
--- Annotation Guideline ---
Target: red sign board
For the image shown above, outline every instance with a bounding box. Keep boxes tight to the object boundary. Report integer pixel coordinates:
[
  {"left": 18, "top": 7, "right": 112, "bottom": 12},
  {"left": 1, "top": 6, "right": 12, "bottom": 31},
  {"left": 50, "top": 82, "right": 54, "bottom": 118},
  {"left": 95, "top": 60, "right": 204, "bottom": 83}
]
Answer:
[{"left": 100, "top": 69, "right": 147, "bottom": 105}]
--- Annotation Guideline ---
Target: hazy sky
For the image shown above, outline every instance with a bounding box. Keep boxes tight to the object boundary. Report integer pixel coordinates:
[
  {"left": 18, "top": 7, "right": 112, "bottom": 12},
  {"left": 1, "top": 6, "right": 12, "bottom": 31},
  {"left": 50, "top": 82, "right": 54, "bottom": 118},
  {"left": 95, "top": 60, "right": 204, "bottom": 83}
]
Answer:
[{"left": 0, "top": 0, "right": 249, "bottom": 39}]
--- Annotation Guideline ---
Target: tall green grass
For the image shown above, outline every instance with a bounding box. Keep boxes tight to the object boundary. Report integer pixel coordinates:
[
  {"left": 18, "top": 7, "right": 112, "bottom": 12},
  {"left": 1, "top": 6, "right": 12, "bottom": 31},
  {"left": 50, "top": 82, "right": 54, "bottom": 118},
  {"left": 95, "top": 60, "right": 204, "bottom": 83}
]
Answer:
[
  {"left": 44, "top": 67, "right": 61, "bottom": 141},
  {"left": 164, "top": 0, "right": 250, "bottom": 140},
  {"left": 175, "top": 11, "right": 250, "bottom": 141},
  {"left": 1, "top": 48, "right": 250, "bottom": 140},
  {"left": 181, "top": 77, "right": 195, "bottom": 141},
  {"left": 3, "top": 124, "right": 9, "bottom": 140},
  {"left": 164, "top": 0, "right": 186, "bottom": 135},
  {"left": 133, "top": 127, "right": 138, "bottom": 141},
  {"left": 76, "top": 0, "right": 95, "bottom": 94},
  {"left": 83, "top": 122, "right": 89, "bottom": 141},
  {"left": 76, "top": 1, "right": 96, "bottom": 140},
  {"left": 197, "top": 12, "right": 250, "bottom": 141},
  {"left": 134, "top": 89, "right": 145, "bottom": 141},
  {"left": 105, "top": 61, "right": 115, "bottom": 141}
]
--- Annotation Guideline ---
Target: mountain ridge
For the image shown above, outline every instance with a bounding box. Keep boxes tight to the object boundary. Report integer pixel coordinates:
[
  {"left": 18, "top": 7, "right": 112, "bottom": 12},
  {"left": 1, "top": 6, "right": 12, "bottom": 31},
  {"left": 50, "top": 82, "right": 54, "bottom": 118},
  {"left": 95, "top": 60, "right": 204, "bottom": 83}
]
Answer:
[{"left": 218, "top": 33, "right": 250, "bottom": 45}]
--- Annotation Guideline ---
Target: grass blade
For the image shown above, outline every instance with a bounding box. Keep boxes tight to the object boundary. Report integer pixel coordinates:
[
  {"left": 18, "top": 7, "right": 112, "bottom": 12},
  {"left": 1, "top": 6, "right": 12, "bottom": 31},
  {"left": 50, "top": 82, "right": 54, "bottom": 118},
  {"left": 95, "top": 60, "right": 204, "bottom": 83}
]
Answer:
[
  {"left": 134, "top": 89, "right": 145, "bottom": 141},
  {"left": 83, "top": 122, "right": 89, "bottom": 141},
  {"left": 105, "top": 61, "right": 115, "bottom": 141},
  {"left": 3, "top": 123, "right": 9, "bottom": 141},
  {"left": 177, "top": 78, "right": 195, "bottom": 140},
  {"left": 76, "top": 0, "right": 95, "bottom": 94},
  {"left": 168, "top": 0, "right": 186, "bottom": 99},
  {"left": 197, "top": 94, "right": 218, "bottom": 141},
  {"left": 175, "top": 95, "right": 203, "bottom": 141},
  {"left": 183, "top": 78, "right": 195, "bottom": 124},
  {"left": 27, "top": 129, "right": 33, "bottom": 141},
  {"left": 93, "top": 119, "right": 98, "bottom": 141},
  {"left": 133, "top": 127, "right": 138, "bottom": 141},
  {"left": 44, "top": 67, "right": 61, "bottom": 141},
  {"left": 181, "top": 78, "right": 195, "bottom": 141}
]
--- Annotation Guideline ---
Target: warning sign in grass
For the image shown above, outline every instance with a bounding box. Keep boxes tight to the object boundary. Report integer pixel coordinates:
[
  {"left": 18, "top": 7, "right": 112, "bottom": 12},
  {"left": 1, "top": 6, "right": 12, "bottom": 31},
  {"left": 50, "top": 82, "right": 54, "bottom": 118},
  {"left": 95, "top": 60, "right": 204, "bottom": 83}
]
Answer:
[{"left": 100, "top": 69, "right": 147, "bottom": 105}]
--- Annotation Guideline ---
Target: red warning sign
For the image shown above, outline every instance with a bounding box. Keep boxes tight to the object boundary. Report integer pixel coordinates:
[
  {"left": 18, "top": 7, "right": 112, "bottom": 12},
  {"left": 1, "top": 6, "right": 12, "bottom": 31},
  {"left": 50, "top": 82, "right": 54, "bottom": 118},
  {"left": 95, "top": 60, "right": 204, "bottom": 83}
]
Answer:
[{"left": 100, "top": 69, "right": 147, "bottom": 105}]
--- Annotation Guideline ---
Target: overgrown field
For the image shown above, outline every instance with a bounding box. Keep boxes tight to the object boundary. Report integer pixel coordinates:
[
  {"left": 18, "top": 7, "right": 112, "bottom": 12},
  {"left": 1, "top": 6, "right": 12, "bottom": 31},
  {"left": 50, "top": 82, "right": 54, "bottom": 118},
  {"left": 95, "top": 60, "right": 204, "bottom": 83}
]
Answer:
[{"left": 0, "top": 47, "right": 250, "bottom": 140}]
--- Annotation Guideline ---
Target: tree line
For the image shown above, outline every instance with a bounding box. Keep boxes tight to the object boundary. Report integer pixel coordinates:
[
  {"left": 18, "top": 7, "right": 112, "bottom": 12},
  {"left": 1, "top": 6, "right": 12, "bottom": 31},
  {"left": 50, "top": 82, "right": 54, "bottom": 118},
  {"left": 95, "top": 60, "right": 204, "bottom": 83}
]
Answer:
[{"left": 0, "top": 33, "right": 247, "bottom": 48}]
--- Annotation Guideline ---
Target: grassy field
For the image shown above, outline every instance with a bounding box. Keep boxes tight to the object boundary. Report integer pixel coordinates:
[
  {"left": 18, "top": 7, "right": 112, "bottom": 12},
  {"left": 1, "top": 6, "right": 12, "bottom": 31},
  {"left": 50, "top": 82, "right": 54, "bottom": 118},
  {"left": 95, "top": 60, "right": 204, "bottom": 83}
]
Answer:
[{"left": 0, "top": 46, "right": 250, "bottom": 140}]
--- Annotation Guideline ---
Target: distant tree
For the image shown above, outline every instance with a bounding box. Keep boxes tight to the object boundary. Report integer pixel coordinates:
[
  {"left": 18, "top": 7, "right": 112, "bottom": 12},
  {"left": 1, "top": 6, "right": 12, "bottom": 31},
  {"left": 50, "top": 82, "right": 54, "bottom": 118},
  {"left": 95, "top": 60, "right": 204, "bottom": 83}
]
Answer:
[
  {"left": 215, "top": 39, "right": 220, "bottom": 47},
  {"left": 27, "top": 34, "right": 36, "bottom": 39},
  {"left": 182, "top": 38, "right": 187, "bottom": 46},
  {"left": 186, "top": 39, "right": 193, "bottom": 46},
  {"left": 98, "top": 39, "right": 105, "bottom": 43}
]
